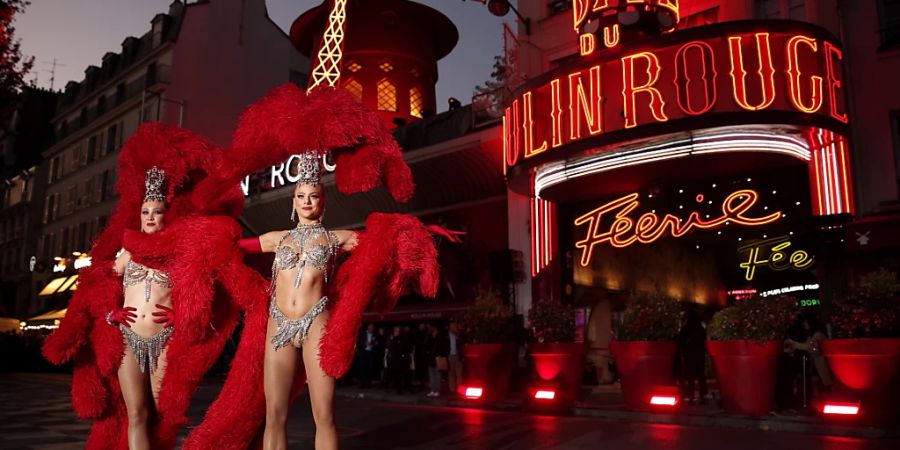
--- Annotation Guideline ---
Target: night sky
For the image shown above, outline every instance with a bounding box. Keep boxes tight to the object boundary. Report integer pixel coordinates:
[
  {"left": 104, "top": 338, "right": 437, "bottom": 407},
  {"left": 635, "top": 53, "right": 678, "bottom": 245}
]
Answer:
[{"left": 15, "top": 0, "right": 510, "bottom": 112}]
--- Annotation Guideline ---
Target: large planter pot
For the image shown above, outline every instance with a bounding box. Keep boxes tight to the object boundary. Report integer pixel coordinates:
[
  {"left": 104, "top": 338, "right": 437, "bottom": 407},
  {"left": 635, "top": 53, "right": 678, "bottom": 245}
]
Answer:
[
  {"left": 819, "top": 338, "right": 900, "bottom": 391},
  {"left": 820, "top": 338, "right": 900, "bottom": 423},
  {"left": 530, "top": 342, "right": 588, "bottom": 401},
  {"left": 610, "top": 340, "right": 677, "bottom": 409},
  {"left": 462, "top": 343, "right": 516, "bottom": 400},
  {"left": 707, "top": 340, "right": 781, "bottom": 416}
]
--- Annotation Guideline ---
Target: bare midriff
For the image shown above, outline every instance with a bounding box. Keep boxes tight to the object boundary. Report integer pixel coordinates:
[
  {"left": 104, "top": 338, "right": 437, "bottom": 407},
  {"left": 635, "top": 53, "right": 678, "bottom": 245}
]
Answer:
[
  {"left": 122, "top": 279, "right": 173, "bottom": 337},
  {"left": 273, "top": 264, "right": 327, "bottom": 320}
]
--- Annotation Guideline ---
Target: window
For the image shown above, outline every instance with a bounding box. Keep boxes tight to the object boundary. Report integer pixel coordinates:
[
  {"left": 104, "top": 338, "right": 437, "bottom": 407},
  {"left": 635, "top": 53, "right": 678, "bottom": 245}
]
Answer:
[
  {"left": 755, "top": 0, "right": 782, "bottom": 19},
  {"left": 97, "top": 95, "right": 107, "bottom": 115},
  {"left": 409, "top": 86, "right": 424, "bottom": 118},
  {"left": 376, "top": 79, "right": 397, "bottom": 112},
  {"left": 879, "top": 0, "right": 900, "bottom": 48},
  {"left": 379, "top": 62, "right": 394, "bottom": 73},
  {"left": 106, "top": 123, "right": 119, "bottom": 153},
  {"left": 80, "top": 107, "right": 89, "bottom": 127},
  {"left": 788, "top": 0, "right": 805, "bottom": 20},
  {"left": 146, "top": 62, "right": 158, "bottom": 87},
  {"left": 87, "top": 135, "right": 98, "bottom": 162},
  {"left": 344, "top": 79, "right": 363, "bottom": 102},
  {"left": 115, "top": 82, "right": 126, "bottom": 105},
  {"left": 347, "top": 61, "right": 362, "bottom": 73}
]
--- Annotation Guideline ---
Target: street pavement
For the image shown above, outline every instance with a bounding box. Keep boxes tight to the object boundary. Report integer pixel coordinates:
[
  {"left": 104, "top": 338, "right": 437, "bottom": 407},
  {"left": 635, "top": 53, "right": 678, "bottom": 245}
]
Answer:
[{"left": 1, "top": 373, "right": 898, "bottom": 450}]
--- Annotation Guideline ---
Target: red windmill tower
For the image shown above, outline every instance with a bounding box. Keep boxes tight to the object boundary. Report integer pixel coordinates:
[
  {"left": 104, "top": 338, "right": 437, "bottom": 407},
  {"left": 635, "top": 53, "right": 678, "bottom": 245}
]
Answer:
[{"left": 292, "top": 0, "right": 458, "bottom": 127}]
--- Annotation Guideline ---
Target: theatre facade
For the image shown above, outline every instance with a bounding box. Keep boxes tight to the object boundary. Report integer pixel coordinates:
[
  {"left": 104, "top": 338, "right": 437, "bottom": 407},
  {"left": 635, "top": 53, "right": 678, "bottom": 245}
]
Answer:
[{"left": 504, "top": 1, "right": 858, "bottom": 373}]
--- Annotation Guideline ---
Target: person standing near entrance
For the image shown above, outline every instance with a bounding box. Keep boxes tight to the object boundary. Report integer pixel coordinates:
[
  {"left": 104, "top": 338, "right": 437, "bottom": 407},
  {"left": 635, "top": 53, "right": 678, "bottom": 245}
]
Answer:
[{"left": 447, "top": 321, "right": 465, "bottom": 395}]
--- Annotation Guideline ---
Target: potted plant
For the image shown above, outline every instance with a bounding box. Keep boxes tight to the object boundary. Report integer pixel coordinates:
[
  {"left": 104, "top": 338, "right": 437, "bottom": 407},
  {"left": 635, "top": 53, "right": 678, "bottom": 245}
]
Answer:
[
  {"left": 459, "top": 287, "right": 516, "bottom": 400},
  {"left": 527, "top": 299, "right": 586, "bottom": 402},
  {"left": 821, "top": 269, "right": 900, "bottom": 419},
  {"left": 707, "top": 295, "right": 796, "bottom": 416},
  {"left": 609, "top": 292, "right": 681, "bottom": 409}
]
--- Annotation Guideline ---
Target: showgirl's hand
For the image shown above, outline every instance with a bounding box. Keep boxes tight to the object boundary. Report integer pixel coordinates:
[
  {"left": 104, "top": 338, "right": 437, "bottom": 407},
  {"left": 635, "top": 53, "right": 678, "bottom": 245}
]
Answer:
[
  {"left": 152, "top": 304, "right": 175, "bottom": 328},
  {"left": 107, "top": 307, "right": 137, "bottom": 328},
  {"left": 425, "top": 225, "right": 466, "bottom": 243}
]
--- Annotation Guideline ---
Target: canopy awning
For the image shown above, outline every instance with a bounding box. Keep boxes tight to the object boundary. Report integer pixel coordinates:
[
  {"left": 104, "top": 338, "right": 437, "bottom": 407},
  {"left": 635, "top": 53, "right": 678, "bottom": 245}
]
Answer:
[
  {"left": 27, "top": 308, "right": 67, "bottom": 322},
  {"left": 38, "top": 275, "right": 79, "bottom": 296}
]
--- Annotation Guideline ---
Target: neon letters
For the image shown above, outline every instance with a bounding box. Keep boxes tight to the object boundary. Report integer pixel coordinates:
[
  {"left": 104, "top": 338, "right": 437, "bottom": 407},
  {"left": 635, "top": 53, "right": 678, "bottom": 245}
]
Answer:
[
  {"left": 503, "top": 29, "right": 849, "bottom": 170},
  {"left": 574, "top": 189, "right": 781, "bottom": 266},
  {"left": 738, "top": 236, "right": 814, "bottom": 281}
]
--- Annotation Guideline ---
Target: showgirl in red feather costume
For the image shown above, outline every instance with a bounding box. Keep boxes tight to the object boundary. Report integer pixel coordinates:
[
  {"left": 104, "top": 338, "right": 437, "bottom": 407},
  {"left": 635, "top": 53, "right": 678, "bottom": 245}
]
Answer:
[
  {"left": 41, "top": 123, "right": 252, "bottom": 450},
  {"left": 182, "top": 84, "right": 441, "bottom": 450}
]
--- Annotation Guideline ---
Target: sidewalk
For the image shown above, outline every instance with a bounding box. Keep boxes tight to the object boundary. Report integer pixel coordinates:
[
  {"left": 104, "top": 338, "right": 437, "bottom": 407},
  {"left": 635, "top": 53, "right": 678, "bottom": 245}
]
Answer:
[{"left": 333, "top": 383, "right": 899, "bottom": 440}]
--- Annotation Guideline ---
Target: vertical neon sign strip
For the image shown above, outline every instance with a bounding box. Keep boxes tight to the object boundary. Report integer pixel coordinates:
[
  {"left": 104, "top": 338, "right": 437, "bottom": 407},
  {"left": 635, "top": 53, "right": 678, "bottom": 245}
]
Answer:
[
  {"left": 808, "top": 129, "right": 854, "bottom": 216},
  {"left": 531, "top": 197, "right": 555, "bottom": 276}
]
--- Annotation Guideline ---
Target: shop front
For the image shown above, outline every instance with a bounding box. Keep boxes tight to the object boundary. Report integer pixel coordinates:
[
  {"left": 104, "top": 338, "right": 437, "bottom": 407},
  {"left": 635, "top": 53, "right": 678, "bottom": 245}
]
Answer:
[{"left": 504, "top": 5, "right": 853, "bottom": 377}]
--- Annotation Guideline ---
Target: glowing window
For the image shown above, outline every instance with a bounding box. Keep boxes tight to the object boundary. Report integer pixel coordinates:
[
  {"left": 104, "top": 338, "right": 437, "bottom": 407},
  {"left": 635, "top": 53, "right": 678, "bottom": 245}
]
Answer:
[
  {"left": 379, "top": 62, "right": 394, "bottom": 72},
  {"left": 409, "top": 87, "right": 424, "bottom": 118},
  {"left": 377, "top": 79, "right": 397, "bottom": 112},
  {"left": 344, "top": 79, "right": 363, "bottom": 102},
  {"left": 347, "top": 61, "right": 362, "bottom": 73}
]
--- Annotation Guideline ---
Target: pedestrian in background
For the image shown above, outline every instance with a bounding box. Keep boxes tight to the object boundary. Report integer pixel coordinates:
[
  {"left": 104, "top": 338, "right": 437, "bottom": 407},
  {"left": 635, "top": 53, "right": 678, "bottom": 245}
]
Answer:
[
  {"left": 447, "top": 321, "right": 465, "bottom": 396},
  {"left": 425, "top": 325, "right": 450, "bottom": 396},
  {"left": 677, "top": 310, "right": 708, "bottom": 404}
]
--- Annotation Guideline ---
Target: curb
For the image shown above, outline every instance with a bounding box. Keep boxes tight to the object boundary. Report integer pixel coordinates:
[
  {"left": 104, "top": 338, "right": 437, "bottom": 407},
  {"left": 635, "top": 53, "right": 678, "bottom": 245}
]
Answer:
[{"left": 334, "top": 389, "right": 898, "bottom": 439}]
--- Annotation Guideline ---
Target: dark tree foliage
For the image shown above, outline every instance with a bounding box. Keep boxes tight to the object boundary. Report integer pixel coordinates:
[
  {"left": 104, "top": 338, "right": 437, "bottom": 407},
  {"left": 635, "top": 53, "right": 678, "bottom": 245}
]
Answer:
[{"left": 1, "top": 0, "right": 34, "bottom": 129}]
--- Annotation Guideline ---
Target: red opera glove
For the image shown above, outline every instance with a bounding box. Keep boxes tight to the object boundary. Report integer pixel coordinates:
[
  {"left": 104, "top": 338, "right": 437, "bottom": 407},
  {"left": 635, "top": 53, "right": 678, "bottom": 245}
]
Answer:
[
  {"left": 238, "top": 237, "right": 262, "bottom": 254},
  {"left": 152, "top": 304, "right": 175, "bottom": 328},
  {"left": 105, "top": 306, "right": 137, "bottom": 328},
  {"left": 425, "top": 225, "right": 466, "bottom": 243}
]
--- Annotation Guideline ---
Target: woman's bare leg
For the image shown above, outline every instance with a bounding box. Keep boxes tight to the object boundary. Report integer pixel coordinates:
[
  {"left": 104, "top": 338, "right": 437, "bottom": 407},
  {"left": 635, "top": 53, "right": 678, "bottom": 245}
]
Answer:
[
  {"left": 118, "top": 345, "right": 151, "bottom": 450},
  {"left": 302, "top": 310, "right": 337, "bottom": 450},
  {"left": 149, "top": 344, "right": 169, "bottom": 409},
  {"left": 264, "top": 317, "right": 300, "bottom": 450}
]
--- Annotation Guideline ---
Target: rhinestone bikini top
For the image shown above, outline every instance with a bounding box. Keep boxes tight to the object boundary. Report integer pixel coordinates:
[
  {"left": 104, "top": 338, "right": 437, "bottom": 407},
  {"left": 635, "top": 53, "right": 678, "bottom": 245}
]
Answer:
[
  {"left": 123, "top": 259, "right": 173, "bottom": 302},
  {"left": 271, "top": 223, "right": 340, "bottom": 290}
]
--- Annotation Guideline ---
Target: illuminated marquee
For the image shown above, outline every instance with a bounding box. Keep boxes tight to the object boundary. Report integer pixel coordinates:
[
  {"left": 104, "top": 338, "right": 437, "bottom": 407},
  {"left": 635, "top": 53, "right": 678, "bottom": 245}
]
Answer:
[
  {"left": 503, "top": 25, "right": 849, "bottom": 172},
  {"left": 574, "top": 189, "right": 780, "bottom": 266}
]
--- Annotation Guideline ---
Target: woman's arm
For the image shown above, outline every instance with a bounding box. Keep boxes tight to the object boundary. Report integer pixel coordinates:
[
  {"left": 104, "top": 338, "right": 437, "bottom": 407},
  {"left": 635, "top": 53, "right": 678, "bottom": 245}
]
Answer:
[
  {"left": 334, "top": 229, "right": 359, "bottom": 252},
  {"left": 113, "top": 249, "right": 130, "bottom": 275},
  {"left": 257, "top": 230, "right": 289, "bottom": 253}
]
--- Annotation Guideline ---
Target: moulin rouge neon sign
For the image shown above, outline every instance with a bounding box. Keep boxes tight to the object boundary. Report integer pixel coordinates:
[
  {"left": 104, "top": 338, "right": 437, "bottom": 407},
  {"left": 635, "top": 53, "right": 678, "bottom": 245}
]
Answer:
[
  {"left": 574, "top": 189, "right": 781, "bottom": 266},
  {"left": 503, "top": 26, "right": 848, "bottom": 171}
]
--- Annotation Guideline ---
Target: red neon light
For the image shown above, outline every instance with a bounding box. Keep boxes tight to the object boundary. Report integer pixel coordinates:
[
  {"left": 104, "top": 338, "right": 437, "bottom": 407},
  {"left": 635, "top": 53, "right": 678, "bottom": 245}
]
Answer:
[
  {"left": 728, "top": 33, "right": 776, "bottom": 111},
  {"left": 569, "top": 65, "right": 604, "bottom": 140},
  {"left": 622, "top": 51, "right": 669, "bottom": 128},
  {"left": 823, "top": 41, "right": 849, "bottom": 123},
  {"left": 649, "top": 395, "right": 679, "bottom": 406},
  {"left": 808, "top": 129, "right": 853, "bottom": 216},
  {"left": 785, "top": 35, "right": 823, "bottom": 114},
  {"left": 465, "top": 387, "right": 484, "bottom": 399},
  {"left": 574, "top": 189, "right": 781, "bottom": 266},
  {"left": 674, "top": 41, "right": 717, "bottom": 116},
  {"left": 603, "top": 24, "right": 620, "bottom": 48},
  {"left": 550, "top": 78, "right": 564, "bottom": 148},
  {"left": 580, "top": 33, "right": 596, "bottom": 56},
  {"left": 822, "top": 403, "right": 859, "bottom": 415},
  {"left": 534, "top": 390, "right": 557, "bottom": 400},
  {"left": 523, "top": 91, "right": 548, "bottom": 158},
  {"left": 502, "top": 101, "right": 521, "bottom": 174}
]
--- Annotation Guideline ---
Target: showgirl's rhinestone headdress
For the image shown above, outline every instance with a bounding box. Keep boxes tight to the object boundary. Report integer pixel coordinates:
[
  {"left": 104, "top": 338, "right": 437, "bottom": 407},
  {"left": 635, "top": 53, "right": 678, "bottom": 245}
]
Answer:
[
  {"left": 297, "top": 150, "right": 323, "bottom": 185},
  {"left": 144, "top": 166, "right": 167, "bottom": 203}
]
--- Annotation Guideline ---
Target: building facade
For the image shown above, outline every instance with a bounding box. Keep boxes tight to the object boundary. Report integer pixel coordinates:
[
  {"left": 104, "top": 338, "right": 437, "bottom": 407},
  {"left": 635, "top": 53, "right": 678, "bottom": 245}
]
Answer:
[
  {"left": 504, "top": 0, "right": 900, "bottom": 380},
  {"left": 31, "top": 0, "right": 307, "bottom": 316}
]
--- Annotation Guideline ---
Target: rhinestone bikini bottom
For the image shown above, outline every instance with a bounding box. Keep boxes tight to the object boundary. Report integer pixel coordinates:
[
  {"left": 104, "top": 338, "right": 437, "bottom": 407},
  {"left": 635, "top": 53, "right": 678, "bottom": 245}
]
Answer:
[{"left": 269, "top": 296, "right": 329, "bottom": 351}]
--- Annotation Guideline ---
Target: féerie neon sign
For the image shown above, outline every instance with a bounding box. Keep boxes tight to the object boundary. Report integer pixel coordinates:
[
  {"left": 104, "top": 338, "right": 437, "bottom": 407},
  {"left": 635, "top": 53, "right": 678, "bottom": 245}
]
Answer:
[
  {"left": 738, "top": 236, "right": 813, "bottom": 281},
  {"left": 574, "top": 189, "right": 781, "bottom": 266}
]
